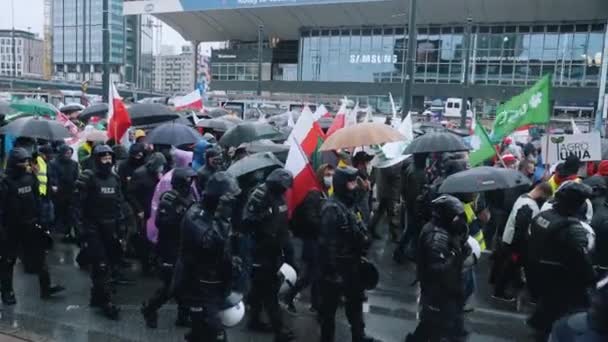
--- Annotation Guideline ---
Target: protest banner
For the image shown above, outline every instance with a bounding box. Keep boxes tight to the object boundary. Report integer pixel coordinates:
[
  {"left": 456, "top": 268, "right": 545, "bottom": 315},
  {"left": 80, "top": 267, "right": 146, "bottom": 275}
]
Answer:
[{"left": 541, "top": 132, "right": 602, "bottom": 165}]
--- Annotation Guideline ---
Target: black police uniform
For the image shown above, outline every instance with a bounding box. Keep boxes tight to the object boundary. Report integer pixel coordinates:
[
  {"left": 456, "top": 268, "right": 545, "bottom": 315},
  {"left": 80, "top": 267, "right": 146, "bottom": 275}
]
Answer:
[
  {"left": 527, "top": 182, "right": 597, "bottom": 339},
  {"left": 74, "top": 145, "right": 125, "bottom": 320},
  {"left": 318, "top": 166, "right": 378, "bottom": 342},
  {"left": 0, "top": 148, "right": 63, "bottom": 304},
  {"left": 173, "top": 171, "right": 240, "bottom": 342},
  {"left": 142, "top": 167, "right": 196, "bottom": 328},
  {"left": 243, "top": 168, "right": 295, "bottom": 342},
  {"left": 406, "top": 195, "right": 470, "bottom": 342}
]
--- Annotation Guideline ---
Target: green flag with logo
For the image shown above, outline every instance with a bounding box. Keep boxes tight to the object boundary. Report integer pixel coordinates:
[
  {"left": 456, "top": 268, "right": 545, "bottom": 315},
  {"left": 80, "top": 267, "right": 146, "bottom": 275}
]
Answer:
[
  {"left": 470, "top": 120, "right": 496, "bottom": 166},
  {"left": 490, "top": 74, "right": 551, "bottom": 143}
]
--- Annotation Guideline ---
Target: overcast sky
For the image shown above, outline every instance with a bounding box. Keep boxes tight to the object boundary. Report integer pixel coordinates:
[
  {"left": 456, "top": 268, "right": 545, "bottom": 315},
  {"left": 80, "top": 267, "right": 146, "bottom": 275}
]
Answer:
[{"left": 0, "top": 0, "right": 188, "bottom": 51}]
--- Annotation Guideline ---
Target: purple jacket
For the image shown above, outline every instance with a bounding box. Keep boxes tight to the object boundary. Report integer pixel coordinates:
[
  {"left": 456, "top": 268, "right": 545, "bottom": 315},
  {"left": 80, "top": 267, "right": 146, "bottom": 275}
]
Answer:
[{"left": 146, "top": 149, "right": 197, "bottom": 243}]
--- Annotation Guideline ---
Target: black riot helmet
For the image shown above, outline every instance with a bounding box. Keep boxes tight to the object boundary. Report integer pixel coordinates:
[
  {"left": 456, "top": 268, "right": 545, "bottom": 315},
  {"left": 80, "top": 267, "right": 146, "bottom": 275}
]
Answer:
[
  {"left": 171, "top": 167, "right": 197, "bottom": 197},
  {"left": 332, "top": 166, "right": 359, "bottom": 204},
  {"left": 554, "top": 181, "right": 592, "bottom": 216},
  {"left": 203, "top": 171, "right": 241, "bottom": 218},
  {"left": 93, "top": 144, "right": 115, "bottom": 175},
  {"left": 7, "top": 147, "right": 33, "bottom": 176},
  {"left": 431, "top": 195, "right": 467, "bottom": 233},
  {"left": 265, "top": 168, "right": 294, "bottom": 195}
]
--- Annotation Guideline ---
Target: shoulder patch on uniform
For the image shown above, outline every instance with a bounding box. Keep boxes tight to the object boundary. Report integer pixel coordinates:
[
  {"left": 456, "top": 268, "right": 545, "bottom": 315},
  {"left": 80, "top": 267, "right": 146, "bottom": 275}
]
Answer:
[{"left": 536, "top": 216, "right": 550, "bottom": 229}]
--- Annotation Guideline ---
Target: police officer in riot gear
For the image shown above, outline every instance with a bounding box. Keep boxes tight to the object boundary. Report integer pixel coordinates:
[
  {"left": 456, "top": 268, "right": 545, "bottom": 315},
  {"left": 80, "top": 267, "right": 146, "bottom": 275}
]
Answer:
[
  {"left": 141, "top": 167, "right": 197, "bottom": 328},
  {"left": 528, "top": 181, "right": 597, "bottom": 341},
  {"left": 243, "top": 168, "right": 296, "bottom": 342},
  {"left": 75, "top": 144, "right": 126, "bottom": 320},
  {"left": 405, "top": 195, "right": 470, "bottom": 342},
  {"left": 0, "top": 148, "right": 64, "bottom": 304},
  {"left": 173, "top": 171, "right": 240, "bottom": 342},
  {"left": 319, "top": 166, "right": 379, "bottom": 342}
]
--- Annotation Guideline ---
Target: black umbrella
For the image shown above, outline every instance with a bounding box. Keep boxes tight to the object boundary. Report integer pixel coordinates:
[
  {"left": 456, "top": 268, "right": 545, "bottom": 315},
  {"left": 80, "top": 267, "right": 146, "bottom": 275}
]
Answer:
[
  {"left": 128, "top": 103, "right": 179, "bottom": 126},
  {"left": 244, "top": 140, "right": 290, "bottom": 163},
  {"left": 145, "top": 122, "right": 202, "bottom": 146},
  {"left": 439, "top": 166, "right": 531, "bottom": 194},
  {"left": 79, "top": 103, "right": 109, "bottom": 121},
  {"left": 197, "top": 117, "right": 240, "bottom": 132},
  {"left": 403, "top": 132, "right": 470, "bottom": 154},
  {"left": 0, "top": 117, "right": 72, "bottom": 141},
  {"left": 60, "top": 103, "right": 85, "bottom": 114},
  {"left": 227, "top": 152, "right": 284, "bottom": 178},
  {"left": 219, "top": 122, "right": 283, "bottom": 147}
]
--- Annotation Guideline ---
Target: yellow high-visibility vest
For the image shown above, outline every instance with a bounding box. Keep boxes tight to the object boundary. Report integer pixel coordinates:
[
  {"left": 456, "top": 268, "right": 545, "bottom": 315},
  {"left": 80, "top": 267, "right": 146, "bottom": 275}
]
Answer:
[
  {"left": 464, "top": 202, "right": 486, "bottom": 251},
  {"left": 36, "top": 156, "right": 48, "bottom": 196}
]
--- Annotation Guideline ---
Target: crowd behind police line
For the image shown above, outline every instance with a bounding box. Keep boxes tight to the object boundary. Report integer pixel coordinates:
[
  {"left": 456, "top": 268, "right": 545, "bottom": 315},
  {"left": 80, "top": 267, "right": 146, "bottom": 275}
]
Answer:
[{"left": 0, "top": 127, "right": 607, "bottom": 342}]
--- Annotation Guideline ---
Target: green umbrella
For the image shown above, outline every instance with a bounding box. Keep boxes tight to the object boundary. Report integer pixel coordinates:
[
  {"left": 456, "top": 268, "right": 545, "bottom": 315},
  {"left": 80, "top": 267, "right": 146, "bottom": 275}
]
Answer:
[{"left": 9, "top": 99, "right": 58, "bottom": 118}]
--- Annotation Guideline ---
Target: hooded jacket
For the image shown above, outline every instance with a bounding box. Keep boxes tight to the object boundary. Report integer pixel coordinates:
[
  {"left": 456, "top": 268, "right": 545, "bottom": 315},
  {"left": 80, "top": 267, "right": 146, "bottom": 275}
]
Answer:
[
  {"left": 50, "top": 145, "right": 79, "bottom": 197},
  {"left": 129, "top": 152, "right": 166, "bottom": 219},
  {"left": 191, "top": 140, "right": 210, "bottom": 171}
]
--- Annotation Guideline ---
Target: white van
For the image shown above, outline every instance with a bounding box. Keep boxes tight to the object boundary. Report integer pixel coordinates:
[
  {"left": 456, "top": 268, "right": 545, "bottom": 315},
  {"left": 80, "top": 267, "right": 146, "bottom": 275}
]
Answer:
[{"left": 444, "top": 98, "right": 474, "bottom": 119}]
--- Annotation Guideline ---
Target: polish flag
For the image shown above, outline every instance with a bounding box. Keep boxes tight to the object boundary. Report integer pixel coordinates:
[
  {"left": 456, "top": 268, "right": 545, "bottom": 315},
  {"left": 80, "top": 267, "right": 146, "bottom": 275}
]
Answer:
[
  {"left": 107, "top": 83, "right": 131, "bottom": 143},
  {"left": 174, "top": 89, "right": 203, "bottom": 111},
  {"left": 325, "top": 102, "right": 347, "bottom": 137},
  {"left": 56, "top": 111, "right": 80, "bottom": 145},
  {"left": 285, "top": 135, "right": 322, "bottom": 216},
  {"left": 313, "top": 104, "right": 331, "bottom": 121},
  {"left": 288, "top": 106, "right": 325, "bottom": 168}
]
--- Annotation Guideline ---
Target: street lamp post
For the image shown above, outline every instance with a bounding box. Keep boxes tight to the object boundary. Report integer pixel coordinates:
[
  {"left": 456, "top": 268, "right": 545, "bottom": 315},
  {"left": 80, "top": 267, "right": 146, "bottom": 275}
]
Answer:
[
  {"left": 102, "top": 0, "right": 110, "bottom": 102},
  {"left": 257, "top": 24, "right": 264, "bottom": 97},
  {"left": 401, "top": 0, "right": 417, "bottom": 119},
  {"left": 460, "top": 18, "right": 473, "bottom": 128}
]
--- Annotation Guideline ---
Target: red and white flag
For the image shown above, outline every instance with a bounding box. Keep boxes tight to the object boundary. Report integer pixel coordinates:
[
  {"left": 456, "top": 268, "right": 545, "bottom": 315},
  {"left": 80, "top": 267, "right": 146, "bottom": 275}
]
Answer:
[
  {"left": 107, "top": 83, "right": 131, "bottom": 143},
  {"left": 285, "top": 135, "right": 322, "bottom": 216},
  {"left": 325, "top": 102, "right": 347, "bottom": 137},
  {"left": 288, "top": 106, "right": 325, "bottom": 158},
  {"left": 313, "top": 104, "right": 331, "bottom": 121},
  {"left": 174, "top": 89, "right": 203, "bottom": 111},
  {"left": 56, "top": 111, "right": 80, "bottom": 145}
]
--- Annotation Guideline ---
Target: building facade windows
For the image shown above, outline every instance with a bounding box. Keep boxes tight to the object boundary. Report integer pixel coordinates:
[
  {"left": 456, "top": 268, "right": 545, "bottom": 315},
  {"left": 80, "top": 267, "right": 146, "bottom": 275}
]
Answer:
[
  {"left": 212, "top": 62, "right": 260, "bottom": 81},
  {"left": 299, "top": 22, "right": 605, "bottom": 87}
]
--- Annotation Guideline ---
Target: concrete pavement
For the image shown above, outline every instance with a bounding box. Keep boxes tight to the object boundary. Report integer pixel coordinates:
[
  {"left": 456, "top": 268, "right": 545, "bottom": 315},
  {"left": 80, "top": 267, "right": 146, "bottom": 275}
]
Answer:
[{"left": 0, "top": 234, "right": 534, "bottom": 342}]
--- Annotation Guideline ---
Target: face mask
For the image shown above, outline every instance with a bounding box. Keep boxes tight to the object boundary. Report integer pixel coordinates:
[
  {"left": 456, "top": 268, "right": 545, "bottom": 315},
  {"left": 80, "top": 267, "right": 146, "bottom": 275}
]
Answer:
[
  {"left": 323, "top": 176, "right": 333, "bottom": 188},
  {"left": 99, "top": 162, "right": 113, "bottom": 175}
]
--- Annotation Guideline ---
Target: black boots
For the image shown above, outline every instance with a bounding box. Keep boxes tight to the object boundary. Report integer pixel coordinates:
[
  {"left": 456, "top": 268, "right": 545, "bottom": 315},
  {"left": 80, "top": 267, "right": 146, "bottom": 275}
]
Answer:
[
  {"left": 141, "top": 302, "right": 158, "bottom": 328},
  {"left": 175, "top": 306, "right": 191, "bottom": 327},
  {"left": 39, "top": 271, "right": 65, "bottom": 299},
  {"left": 90, "top": 287, "right": 120, "bottom": 320},
  {"left": 1, "top": 273, "right": 16, "bottom": 305}
]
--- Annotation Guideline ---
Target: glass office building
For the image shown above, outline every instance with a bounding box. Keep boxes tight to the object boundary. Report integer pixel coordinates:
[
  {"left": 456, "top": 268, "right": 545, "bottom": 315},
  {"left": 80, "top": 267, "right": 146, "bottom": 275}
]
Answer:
[
  {"left": 52, "top": 0, "right": 125, "bottom": 80},
  {"left": 299, "top": 22, "right": 605, "bottom": 88},
  {"left": 125, "top": 15, "right": 154, "bottom": 89}
]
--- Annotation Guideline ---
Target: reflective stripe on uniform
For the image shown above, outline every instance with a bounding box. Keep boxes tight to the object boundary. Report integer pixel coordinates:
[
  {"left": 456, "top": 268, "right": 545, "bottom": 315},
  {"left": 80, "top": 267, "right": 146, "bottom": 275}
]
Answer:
[{"left": 36, "top": 156, "right": 47, "bottom": 196}]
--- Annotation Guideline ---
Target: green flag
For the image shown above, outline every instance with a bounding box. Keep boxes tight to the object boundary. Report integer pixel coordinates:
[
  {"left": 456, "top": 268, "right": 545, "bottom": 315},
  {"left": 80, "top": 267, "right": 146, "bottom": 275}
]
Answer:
[
  {"left": 470, "top": 120, "right": 496, "bottom": 166},
  {"left": 490, "top": 74, "right": 551, "bottom": 143}
]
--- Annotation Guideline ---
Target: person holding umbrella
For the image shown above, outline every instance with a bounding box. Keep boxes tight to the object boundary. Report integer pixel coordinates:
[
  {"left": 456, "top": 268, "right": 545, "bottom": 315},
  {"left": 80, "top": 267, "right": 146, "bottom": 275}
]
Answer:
[
  {"left": 196, "top": 146, "right": 224, "bottom": 194},
  {"left": 0, "top": 148, "right": 65, "bottom": 304},
  {"left": 50, "top": 144, "right": 80, "bottom": 243}
]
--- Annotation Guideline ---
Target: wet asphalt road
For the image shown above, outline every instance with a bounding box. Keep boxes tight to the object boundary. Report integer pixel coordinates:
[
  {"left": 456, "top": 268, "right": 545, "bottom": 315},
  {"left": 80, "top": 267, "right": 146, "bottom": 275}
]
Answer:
[{"left": 0, "top": 230, "right": 535, "bottom": 342}]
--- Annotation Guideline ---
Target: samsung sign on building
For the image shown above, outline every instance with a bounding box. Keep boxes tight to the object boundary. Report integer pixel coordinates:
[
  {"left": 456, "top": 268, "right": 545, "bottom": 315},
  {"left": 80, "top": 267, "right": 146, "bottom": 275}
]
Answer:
[{"left": 349, "top": 54, "right": 398, "bottom": 64}]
